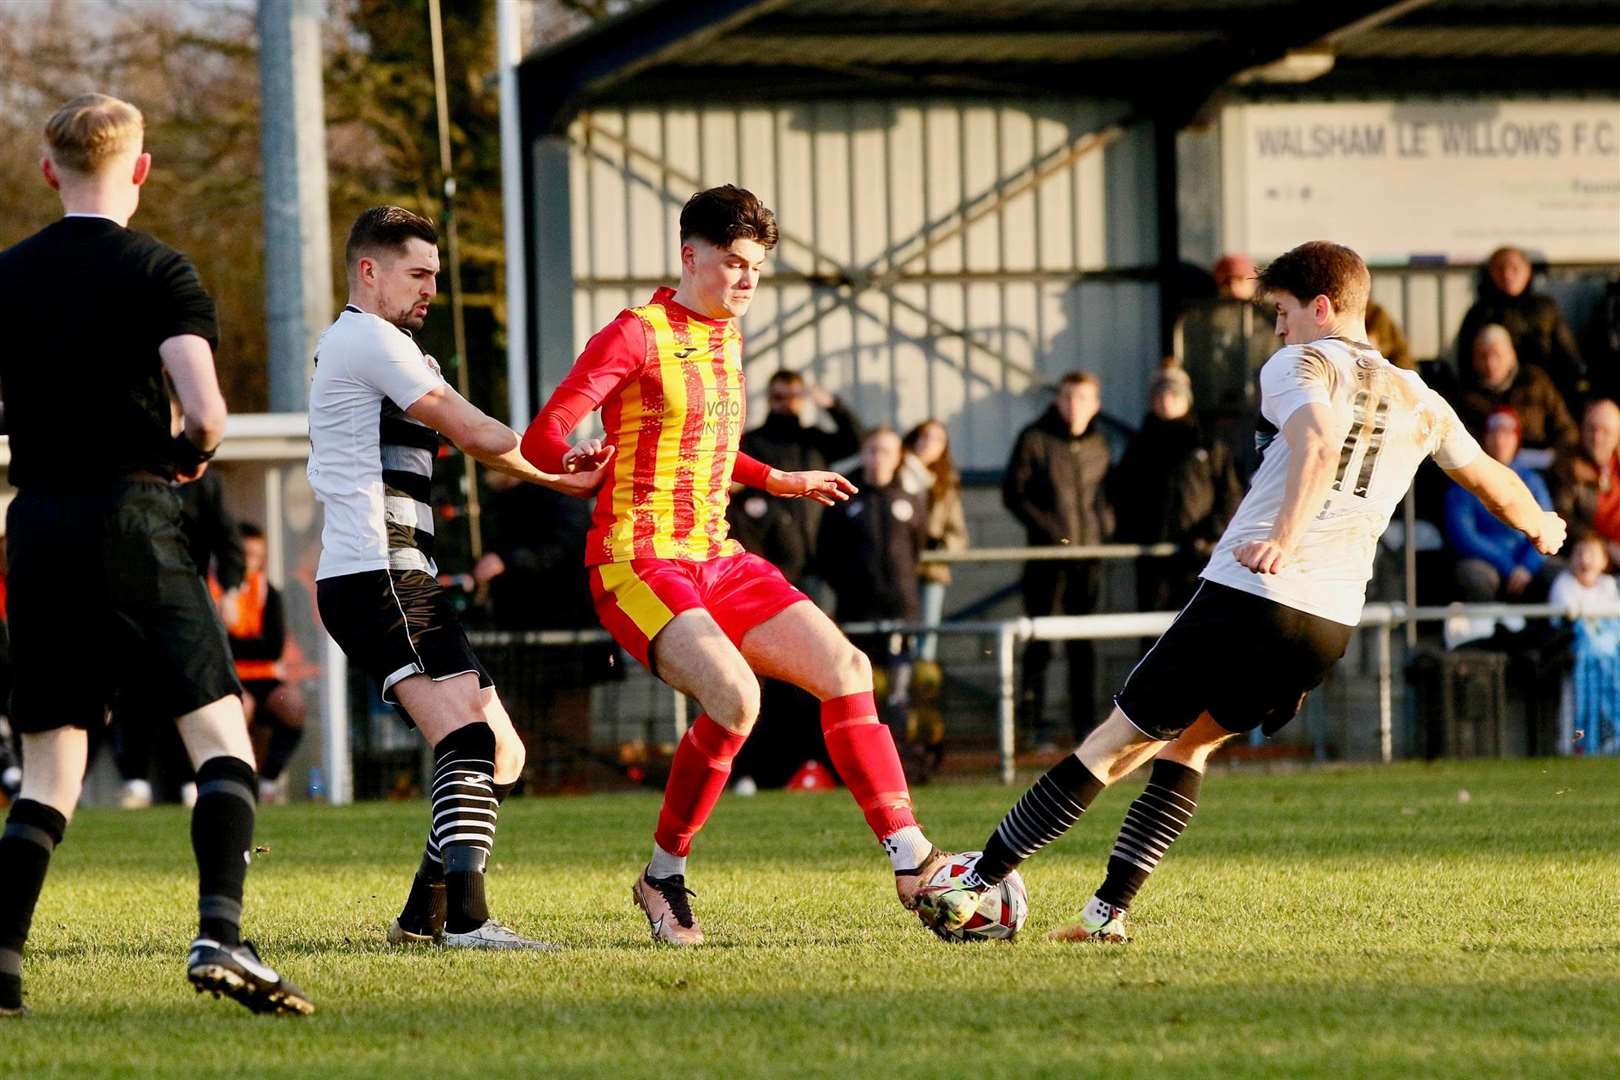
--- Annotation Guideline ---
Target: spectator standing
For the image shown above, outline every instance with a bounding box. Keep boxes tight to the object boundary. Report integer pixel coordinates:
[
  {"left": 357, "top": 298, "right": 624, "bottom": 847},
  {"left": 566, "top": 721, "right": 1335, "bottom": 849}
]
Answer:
[
  {"left": 819, "top": 428, "right": 928, "bottom": 631},
  {"left": 900, "top": 419, "right": 968, "bottom": 662},
  {"left": 1444, "top": 408, "right": 1558, "bottom": 603},
  {"left": 734, "top": 369, "right": 863, "bottom": 785},
  {"left": 1457, "top": 246, "right": 1587, "bottom": 406},
  {"left": 1003, "top": 372, "right": 1113, "bottom": 746},
  {"left": 737, "top": 369, "right": 862, "bottom": 587},
  {"left": 1109, "top": 359, "right": 1243, "bottom": 612},
  {"left": 1175, "top": 254, "right": 1276, "bottom": 475},
  {"left": 1456, "top": 325, "right": 1578, "bottom": 459},
  {"left": 1549, "top": 399, "right": 1620, "bottom": 566},
  {"left": 1548, "top": 534, "right": 1620, "bottom": 755},
  {"left": 817, "top": 428, "right": 928, "bottom": 770}
]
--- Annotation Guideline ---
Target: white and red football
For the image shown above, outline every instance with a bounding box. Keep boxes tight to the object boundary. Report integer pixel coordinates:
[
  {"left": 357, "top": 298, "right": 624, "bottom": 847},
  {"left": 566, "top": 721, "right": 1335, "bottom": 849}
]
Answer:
[{"left": 922, "top": 851, "right": 1028, "bottom": 943}]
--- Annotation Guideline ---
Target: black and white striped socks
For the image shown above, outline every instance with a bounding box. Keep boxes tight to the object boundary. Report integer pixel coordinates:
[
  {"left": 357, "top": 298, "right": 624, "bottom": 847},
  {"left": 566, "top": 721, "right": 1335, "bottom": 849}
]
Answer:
[
  {"left": 430, "top": 724, "right": 498, "bottom": 934},
  {"left": 1096, "top": 758, "right": 1201, "bottom": 911},
  {"left": 967, "top": 754, "right": 1106, "bottom": 888}
]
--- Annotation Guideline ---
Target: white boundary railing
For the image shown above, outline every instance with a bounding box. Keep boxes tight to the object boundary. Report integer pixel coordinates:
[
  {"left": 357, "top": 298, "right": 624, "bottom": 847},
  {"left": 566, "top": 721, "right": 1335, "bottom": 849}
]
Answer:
[{"left": 464, "top": 599, "right": 1620, "bottom": 789}]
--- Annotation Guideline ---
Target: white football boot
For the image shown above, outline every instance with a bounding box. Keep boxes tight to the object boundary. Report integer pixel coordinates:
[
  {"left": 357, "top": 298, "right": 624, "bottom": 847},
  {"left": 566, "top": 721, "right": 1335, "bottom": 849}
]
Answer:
[
  {"left": 440, "top": 919, "right": 558, "bottom": 951},
  {"left": 1046, "top": 896, "right": 1129, "bottom": 943}
]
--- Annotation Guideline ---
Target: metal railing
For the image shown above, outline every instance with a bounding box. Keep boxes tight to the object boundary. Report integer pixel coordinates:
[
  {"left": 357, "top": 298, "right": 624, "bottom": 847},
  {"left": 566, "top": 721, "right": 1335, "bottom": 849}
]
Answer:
[{"left": 467, "top": 598, "right": 1620, "bottom": 787}]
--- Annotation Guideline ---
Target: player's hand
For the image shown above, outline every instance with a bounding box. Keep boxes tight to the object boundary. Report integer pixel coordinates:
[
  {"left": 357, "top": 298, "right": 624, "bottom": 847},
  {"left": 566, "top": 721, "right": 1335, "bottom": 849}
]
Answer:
[
  {"left": 174, "top": 460, "right": 209, "bottom": 484},
  {"left": 218, "top": 587, "right": 240, "bottom": 627},
  {"left": 562, "top": 438, "right": 616, "bottom": 474},
  {"left": 1235, "top": 538, "right": 1288, "bottom": 575},
  {"left": 1531, "top": 511, "right": 1566, "bottom": 557},
  {"left": 767, "top": 469, "right": 857, "bottom": 506}
]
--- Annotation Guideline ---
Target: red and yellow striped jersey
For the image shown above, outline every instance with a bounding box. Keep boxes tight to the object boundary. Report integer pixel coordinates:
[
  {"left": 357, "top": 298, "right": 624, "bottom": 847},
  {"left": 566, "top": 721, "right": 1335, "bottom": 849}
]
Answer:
[{"left": 529, "top": 288, "right": 750, "bottom": 565}]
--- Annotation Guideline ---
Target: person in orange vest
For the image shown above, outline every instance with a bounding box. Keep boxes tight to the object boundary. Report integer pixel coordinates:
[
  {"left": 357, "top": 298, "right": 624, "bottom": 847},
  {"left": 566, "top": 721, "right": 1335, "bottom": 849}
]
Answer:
[{"left": 215, "top": 524, "right": 305, "bottom": 803}]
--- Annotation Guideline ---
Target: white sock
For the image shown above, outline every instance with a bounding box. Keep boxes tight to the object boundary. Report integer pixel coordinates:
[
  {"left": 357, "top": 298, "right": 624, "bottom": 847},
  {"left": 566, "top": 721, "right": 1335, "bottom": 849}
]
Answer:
[
  {"left": 1084, "top": 894, "right": 1120, "bottom": 924},
  {"left": 882, "top": 826, "right": 933, "bottom": 872},
  {"left": 647, "top": 842, "right": 687, "bottom": 880}
]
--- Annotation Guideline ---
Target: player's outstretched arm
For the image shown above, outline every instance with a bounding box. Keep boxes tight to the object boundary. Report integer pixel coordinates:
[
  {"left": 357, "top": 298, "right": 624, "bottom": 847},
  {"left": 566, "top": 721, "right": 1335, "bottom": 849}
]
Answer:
[
  {"left": 1235, "top": 403, "right": 1346, "bottom": 575},
  {"left": 1445, "top": 454, "right": 1567, "bottom": 557},
  {"left": 407, "top": 384, "right": 605, "bottom": 498},
  {"left": 733, "top": 451, "right": 856, "bottom": 506}
]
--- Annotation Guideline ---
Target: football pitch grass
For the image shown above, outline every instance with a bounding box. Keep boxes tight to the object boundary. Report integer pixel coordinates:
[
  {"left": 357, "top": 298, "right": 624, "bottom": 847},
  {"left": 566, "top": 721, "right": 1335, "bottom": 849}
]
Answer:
[{"left": 8, "top": 758, "right": 1619, "bottom": 1079}]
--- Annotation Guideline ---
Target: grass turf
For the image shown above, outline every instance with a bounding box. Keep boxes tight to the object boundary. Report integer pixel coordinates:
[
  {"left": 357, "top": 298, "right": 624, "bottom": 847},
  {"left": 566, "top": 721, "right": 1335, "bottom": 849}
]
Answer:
[{"left": 6, "top": 758, "right": 1619, "bottom": 1078}]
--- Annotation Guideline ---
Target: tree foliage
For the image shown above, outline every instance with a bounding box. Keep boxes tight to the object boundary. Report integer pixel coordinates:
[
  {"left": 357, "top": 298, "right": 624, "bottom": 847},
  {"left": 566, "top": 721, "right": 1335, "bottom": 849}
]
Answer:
[{"left": 0, "top": 0, "right": 530, "bottom": 415}]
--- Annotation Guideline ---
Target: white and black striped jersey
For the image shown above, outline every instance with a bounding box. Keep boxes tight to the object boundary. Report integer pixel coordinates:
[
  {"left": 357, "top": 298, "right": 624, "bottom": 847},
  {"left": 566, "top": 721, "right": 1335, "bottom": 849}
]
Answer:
[
  {"left": 308, "top": 305, "right": 446, "bottom": 581},
  {"left": 1201, "top": 336, "right": 1481, "bottom": 626}
]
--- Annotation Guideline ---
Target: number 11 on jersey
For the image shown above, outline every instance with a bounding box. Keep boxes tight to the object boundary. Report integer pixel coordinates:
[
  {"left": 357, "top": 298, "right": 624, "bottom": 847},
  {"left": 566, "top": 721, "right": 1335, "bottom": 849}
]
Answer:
[{"left": 1332, "top": 389, "right": 1389, "bottom": 499}]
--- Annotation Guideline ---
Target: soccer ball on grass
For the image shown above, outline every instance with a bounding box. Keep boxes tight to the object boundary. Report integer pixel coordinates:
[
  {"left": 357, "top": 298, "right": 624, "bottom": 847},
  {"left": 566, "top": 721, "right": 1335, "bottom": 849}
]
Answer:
[{"left": 921, "top": 851, "right": 1027, "bottom": 942}]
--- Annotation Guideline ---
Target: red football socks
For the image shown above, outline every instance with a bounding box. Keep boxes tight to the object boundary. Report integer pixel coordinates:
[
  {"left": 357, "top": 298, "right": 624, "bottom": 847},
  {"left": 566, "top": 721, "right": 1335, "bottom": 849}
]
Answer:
[
  {"left": 654, "top": 714, "right": 748, "bottom": 858},
  {"left": 821, "top": 692, "right": 917, "bottom": 838}
]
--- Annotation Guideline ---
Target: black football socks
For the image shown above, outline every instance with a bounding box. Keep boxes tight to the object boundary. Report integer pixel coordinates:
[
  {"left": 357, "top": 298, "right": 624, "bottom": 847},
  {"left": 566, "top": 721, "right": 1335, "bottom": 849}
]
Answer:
[
  {"left": 0, "top": 800, "right": 67, "bottom": 1011},
  {"left": 1095, "top": 758, "right": 1202, "bottom": 911},
  {"left": 192, "top": 756, "right": 258, "bottom": 947},
  {"left": 966, "top": 754, "right": 1107, "bottom": 888},
  {"left": 430, "top": 724, "right": 499, "bottom": 935}
]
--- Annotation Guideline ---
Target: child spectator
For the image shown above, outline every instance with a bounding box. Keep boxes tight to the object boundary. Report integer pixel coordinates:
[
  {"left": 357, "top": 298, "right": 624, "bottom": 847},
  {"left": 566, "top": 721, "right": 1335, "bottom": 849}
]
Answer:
[{"left": 1549, "top": 534, "right": 1620, "bottom": 755}]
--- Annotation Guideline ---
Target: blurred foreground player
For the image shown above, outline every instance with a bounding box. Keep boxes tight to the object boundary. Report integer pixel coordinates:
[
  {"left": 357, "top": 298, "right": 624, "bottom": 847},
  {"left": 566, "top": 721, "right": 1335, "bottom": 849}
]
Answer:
[
  {"left": 0, "top": 94, "right": 310, "bottom": 1016},
  {"left": 522, "top": 186, "right": 949, "bottom": 945},
  {"left": 310, "top": 207, "right": 598, "bottom": 950},
  {"left": 918, "top": 241, "right": 1567, "bottom": 941}
]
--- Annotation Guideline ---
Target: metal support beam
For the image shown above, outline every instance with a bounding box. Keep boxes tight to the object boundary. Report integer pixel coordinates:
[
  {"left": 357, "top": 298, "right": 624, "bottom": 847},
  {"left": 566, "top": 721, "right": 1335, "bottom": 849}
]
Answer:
[
  {"left": 1153, "top": 111, "right": 1181, "bottom": 359},
  {"left": 497, "top": 0, "right": 529, "bottom": 427},
  {"left": 519, "top": 0, "right": 791, "bottom": 135},
  {"left": 257, "top": 0, "right": 332, "bottom": 412}
]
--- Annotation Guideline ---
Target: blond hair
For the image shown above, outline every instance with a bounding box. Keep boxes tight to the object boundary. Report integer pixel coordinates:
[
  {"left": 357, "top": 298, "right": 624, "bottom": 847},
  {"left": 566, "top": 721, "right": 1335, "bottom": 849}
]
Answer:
[{"left": 44, "top": 94, "right": 144, "bottom": 174}]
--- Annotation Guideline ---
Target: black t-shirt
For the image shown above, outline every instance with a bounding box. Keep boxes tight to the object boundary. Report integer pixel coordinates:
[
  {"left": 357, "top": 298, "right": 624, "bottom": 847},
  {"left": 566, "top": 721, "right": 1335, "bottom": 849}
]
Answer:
[{"left": 0, "top": 216, "right": 219, "bottom": 489}]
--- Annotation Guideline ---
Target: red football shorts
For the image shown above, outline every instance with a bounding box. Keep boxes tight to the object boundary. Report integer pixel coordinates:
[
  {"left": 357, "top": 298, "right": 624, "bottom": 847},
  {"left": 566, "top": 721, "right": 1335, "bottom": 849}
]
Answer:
[{"left": 589, "top": 552, "right": 808, "bottom": 670}]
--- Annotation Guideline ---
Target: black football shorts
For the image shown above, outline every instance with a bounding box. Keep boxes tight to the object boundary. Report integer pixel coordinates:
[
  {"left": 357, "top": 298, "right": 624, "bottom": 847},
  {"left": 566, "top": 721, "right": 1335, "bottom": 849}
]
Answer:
[
  {"left": 1114, "top": 579, "right": 1353, "bottom": 741},
  {"left": 6, "top": 482, "right": 241, "bottom": 733},
  {"left": 317, "top": 568, "right": 491, "bottom": 727}
]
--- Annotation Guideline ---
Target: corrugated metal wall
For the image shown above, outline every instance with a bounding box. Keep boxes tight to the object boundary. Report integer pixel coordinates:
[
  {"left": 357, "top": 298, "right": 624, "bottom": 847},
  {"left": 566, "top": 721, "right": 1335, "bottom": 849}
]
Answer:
[{"left": 552, "top": 99, "right": 1162, "bottom": 469}]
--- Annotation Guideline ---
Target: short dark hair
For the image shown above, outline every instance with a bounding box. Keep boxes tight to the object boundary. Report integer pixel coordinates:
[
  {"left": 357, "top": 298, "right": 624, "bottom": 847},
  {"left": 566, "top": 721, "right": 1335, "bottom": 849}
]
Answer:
[
  {"left": 1258, "top": 241, "right": 1370, "bottom": 315},
  {"left": 1057, "top": 371, "right": 1099, "bottom": 391},
  {"left": 768, "top": 369, "right": 804, "bottom": 389},
  {"left": 345, "top": 206, "right": 438, "bottom": 269},
  {"left": 679, "top": 185, "right": 779, "bottom": 251},
  {"left": 240, "top": 522, "right": 265, "bottom": 541}
]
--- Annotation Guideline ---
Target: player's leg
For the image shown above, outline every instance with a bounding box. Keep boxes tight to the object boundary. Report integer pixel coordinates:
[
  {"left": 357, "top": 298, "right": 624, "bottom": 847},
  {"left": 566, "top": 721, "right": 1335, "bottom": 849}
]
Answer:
[
  {"left": 254, "top": 682, "right": 306, "bottom": 800},
  {"left": 174, "top": 694, "right": 312, "bottom": 1014},
  {"left": 915, "top": 584, "right": 1245, "bottom": 931},
  {"left": 1047, "top": 588, "right": 1351, "bottom": 942},
  {"left": 0, "top": 727, "right": 86, "bottom": 1018},
  {"left": 1049, "top": 713, "right": 1238, "bottom": 943},
  {"left": 630, "top": 610, "right": 761, "bottom": 945},
  {"left": 739, "top": 601, "right": 947, "bottom": 906},
  {"left": 392, "top": 682, "right": 526, "bottom": 945},
  {"left": 391, "top": 672, "right": 549, "bottom": 950},
  {"left": 111, "top": 483, "right": 309, "bottom": 1013}
]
